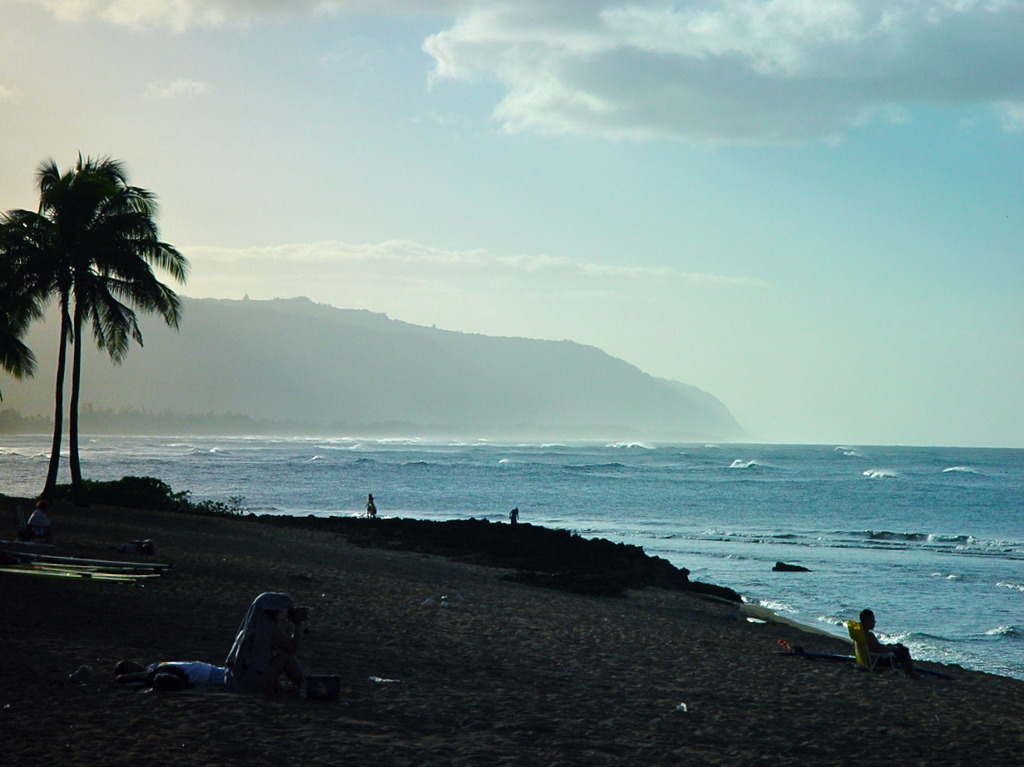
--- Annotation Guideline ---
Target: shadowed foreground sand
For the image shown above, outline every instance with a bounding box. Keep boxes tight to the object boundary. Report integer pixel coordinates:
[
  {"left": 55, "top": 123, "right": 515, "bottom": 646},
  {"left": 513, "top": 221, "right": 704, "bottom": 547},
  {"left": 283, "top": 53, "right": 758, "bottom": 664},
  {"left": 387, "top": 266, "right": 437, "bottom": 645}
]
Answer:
[{"left": 3, "top": 501, "right": 1023, "bottom": 766}]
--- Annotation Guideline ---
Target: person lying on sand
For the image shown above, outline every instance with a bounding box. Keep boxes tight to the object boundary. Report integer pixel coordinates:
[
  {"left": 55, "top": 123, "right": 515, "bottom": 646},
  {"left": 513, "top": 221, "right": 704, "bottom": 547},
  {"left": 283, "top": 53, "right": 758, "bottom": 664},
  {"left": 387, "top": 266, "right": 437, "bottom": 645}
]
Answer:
[
  {"left": 224, "top": 592, "right": 306, "bottom": 695},
  {"left": 860, "top": 608, "right": 920, "bottom": 679},
  {"left": 115, "top": 660, "right": 226, "bottom": 691}
]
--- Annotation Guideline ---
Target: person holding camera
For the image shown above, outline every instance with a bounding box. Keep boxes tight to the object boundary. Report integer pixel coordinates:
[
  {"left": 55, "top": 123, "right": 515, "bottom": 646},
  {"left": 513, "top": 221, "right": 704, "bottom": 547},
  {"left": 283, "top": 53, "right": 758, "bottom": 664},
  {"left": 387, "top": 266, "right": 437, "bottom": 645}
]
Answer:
[{"left": 224, "top": 592, "right": 308, "bottom": 695}]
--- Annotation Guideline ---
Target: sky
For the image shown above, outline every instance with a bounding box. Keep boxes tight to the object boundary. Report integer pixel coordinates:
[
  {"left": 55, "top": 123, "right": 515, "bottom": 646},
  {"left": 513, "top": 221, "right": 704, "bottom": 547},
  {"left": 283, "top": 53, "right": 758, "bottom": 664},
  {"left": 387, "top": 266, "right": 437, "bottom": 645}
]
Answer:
[{"left": 1, "top": 0, "right": 1022, "bottom": 447}]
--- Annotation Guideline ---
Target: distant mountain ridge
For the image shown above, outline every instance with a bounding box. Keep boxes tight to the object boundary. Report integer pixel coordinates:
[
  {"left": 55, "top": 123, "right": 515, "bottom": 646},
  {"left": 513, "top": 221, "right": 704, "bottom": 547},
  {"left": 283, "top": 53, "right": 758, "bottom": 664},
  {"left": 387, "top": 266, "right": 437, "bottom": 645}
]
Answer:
[{"left": 0, "top": 296, "right": 743, "bottom": 441}]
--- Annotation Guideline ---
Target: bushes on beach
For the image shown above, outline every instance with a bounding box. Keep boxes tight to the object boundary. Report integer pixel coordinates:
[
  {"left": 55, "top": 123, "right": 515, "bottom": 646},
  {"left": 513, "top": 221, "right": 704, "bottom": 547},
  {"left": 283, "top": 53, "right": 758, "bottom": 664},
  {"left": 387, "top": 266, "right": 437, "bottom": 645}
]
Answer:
[{"left": 51, "top": 475, "right": 248, "bottom": 516}]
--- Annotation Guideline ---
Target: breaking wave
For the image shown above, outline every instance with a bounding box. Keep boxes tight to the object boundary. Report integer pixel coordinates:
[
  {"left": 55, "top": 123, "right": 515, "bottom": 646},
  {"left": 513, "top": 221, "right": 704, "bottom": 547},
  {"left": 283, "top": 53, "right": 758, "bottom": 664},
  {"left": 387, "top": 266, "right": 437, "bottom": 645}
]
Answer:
[
  {"left": 834, "top": 446, "right": 863, "bottom": 457},
  {"left": 730, "top": 459, "right": 764, "bottom": 469},
  {"left": 862, "top": 469, "right": 898, "bottom": 479},
  {"left": 985, "top": 625, "right": 1022, "bottom": 639}
]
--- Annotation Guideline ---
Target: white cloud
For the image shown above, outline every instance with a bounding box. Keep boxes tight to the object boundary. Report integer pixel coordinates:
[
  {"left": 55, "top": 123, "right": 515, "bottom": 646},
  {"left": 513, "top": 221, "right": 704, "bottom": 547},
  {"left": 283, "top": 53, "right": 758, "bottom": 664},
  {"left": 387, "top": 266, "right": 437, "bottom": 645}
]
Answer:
[
  {"left": 144, "top": 79, "right": 212, "bottom": 99},
  {"left": 0, "top": 85, "right": 24, "bottom": 103},
  {"left": 997, "top": 100, "right": 1024, "bottom": 131},
  {"left": 424, "top": 0, "right": 1024, "bottom": 143},
  {"left": 23, "top": 1, "right": 1024, "bottom": 142}
]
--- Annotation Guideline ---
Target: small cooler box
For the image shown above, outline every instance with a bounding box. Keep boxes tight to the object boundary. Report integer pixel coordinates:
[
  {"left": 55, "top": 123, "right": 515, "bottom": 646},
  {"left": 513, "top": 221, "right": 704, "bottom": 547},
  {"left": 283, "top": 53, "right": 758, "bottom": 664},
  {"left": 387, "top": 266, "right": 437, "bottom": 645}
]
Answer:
[{"left": 304, "top": 674, "right": 341, "bottom": 701}]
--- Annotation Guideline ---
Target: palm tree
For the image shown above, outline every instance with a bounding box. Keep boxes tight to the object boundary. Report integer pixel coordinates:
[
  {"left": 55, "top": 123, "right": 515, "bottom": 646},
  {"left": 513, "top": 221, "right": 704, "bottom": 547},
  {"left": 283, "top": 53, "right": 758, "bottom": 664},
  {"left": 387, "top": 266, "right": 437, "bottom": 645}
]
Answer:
[
  {"left": 1, "top": 155, "right": 188, "bottom": 503},
  {"left": 0, "top": 235, "right": 42, "bottom": 398}
]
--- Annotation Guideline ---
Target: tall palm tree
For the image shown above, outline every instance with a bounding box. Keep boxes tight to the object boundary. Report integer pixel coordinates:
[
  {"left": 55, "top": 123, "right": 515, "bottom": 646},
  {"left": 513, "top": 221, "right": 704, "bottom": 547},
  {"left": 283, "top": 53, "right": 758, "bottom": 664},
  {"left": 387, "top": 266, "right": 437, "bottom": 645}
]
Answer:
[{"left": 1, "top": 155, "right": 188, "bottom": 503}]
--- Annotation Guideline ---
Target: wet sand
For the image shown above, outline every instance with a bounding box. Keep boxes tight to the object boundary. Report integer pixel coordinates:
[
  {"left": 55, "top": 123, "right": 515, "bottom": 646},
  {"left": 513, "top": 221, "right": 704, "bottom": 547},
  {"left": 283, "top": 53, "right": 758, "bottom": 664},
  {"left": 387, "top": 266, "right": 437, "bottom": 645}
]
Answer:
[{"left": 3, "top": 500, "right": 1023, "bottom": 766}]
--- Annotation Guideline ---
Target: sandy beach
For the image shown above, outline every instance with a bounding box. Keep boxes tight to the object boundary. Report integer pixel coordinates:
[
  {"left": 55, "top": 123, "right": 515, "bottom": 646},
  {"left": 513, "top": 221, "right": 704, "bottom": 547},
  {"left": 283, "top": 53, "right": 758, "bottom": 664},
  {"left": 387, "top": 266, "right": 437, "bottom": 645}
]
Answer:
[{"left": 3, "top": 499, "right": 1023, "bottom": 766}]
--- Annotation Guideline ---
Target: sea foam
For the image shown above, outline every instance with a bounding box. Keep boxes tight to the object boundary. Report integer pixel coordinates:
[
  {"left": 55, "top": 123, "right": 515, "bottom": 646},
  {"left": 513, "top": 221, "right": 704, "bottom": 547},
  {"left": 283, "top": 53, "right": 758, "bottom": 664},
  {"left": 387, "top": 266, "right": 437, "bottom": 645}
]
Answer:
[{"left": 985, "top": 626, "right": 1022, "bottom": 638}]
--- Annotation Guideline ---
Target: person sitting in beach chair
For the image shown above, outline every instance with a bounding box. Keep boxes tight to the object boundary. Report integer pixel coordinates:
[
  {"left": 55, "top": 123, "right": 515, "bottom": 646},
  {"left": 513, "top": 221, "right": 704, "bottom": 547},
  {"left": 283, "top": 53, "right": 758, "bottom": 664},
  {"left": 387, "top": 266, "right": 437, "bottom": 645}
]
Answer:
[
  {"left": 18, "top": 500, "right": 53, "bottom": 543},
  {"left": 848, "top": 609, "right": 919, "bottom": 679},
  {"left": 224, "top": 592, "right": 306, "bottom": 695},
  {"left": 115, "top": 660, "right": 226, "bottom": 692}
]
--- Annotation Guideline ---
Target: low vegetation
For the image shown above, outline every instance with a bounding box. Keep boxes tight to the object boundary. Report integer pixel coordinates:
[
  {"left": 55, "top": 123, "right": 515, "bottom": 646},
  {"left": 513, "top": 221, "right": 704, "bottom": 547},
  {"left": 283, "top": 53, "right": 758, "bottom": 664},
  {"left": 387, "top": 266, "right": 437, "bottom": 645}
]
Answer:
[{"left": 46, "top": 475, "right": 248, "bottom": 516}]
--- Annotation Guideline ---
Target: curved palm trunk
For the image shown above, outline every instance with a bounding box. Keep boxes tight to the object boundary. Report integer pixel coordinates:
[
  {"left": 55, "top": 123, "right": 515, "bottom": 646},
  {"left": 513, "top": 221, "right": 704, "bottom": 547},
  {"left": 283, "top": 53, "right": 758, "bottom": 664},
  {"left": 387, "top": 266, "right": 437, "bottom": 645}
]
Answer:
[
  {"left": 68, "top": 302, "right": 87, "bottom": 506},
  {"left": 42, "top": 298, "right": 70, "bottom": 499}
]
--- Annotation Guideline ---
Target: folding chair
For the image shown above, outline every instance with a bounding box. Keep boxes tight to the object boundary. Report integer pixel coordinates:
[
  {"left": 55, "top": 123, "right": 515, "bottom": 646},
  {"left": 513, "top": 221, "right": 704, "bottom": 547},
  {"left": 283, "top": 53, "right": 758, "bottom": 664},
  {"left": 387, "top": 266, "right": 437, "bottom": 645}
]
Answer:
[{"left": 846, "top": 620, "right": 898, "bottom": 670}]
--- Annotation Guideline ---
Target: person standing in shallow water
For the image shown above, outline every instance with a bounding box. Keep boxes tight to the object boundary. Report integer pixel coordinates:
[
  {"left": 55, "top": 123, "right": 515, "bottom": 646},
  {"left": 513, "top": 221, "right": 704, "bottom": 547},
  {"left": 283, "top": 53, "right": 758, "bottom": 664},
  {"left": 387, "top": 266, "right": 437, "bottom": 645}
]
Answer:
[{"left": 366, "top": 493, "right": 377, "bottom": 518}]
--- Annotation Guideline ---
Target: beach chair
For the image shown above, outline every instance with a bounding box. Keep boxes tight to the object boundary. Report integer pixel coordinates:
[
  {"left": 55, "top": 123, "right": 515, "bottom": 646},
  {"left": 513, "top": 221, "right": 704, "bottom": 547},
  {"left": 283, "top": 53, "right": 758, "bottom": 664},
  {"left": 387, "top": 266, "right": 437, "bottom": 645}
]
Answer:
[
  {"left": 846, "top": 620, "right": 897, "bottom": 671},
  {"left": 13, "top": 505, "right": 29, "bottom": 540}
]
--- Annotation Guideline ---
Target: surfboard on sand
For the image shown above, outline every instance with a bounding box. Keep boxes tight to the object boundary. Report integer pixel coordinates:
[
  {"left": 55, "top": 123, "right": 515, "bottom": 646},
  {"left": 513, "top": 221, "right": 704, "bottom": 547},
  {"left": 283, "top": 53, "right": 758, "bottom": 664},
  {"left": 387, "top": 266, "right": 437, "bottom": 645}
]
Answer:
[
  {"left": 775, "top": 650, "right": 956, "bottom": 679},
  {"left": 0, "top": 564, "right": 158, "bottom": 581},
  {"left": 0, "top": 549, "right": 170, "bottom": 573}
]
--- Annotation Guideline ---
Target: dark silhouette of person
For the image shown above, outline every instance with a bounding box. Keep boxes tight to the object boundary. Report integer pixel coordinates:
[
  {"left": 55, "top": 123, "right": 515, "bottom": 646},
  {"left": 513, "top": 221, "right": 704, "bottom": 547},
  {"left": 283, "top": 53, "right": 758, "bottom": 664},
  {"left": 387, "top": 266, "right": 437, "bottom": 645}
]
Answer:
[
  {"left": 22, "top": 499, "right": 53, "bottom": 543},
  {"left": 860, "top": 608, "right": 919, "bottom": 678},
  {"left": 366, "top": 494, "right": 377, "bottom": 518},
  {"left": 509, "top": 507, "right": 519, "bottom": 524},
  {"left": 225, "top": 592, "right": 305, "bottom": 694}
]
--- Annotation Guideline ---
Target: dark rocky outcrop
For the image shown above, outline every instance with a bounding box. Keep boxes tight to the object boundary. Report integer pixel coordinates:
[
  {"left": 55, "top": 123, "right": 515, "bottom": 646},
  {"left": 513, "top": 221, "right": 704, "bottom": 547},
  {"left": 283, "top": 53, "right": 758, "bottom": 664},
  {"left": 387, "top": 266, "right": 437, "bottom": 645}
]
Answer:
[
  {"left": 260, "top": 515, "right": 741, "bottom": 602},
  {"left": 772, "top": 561, "right": 811, "bottom": 572}
]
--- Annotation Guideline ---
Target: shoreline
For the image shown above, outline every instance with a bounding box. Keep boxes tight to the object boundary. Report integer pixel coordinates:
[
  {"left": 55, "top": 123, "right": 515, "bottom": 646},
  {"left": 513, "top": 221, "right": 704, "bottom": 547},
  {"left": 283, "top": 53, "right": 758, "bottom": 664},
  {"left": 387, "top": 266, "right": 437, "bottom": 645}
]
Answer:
[
  {"left": 737, "top": 603, "right": 842, "bottom": 639},
  {"left": 4, "top": 498, "right": 1024, "bottom": 766}
]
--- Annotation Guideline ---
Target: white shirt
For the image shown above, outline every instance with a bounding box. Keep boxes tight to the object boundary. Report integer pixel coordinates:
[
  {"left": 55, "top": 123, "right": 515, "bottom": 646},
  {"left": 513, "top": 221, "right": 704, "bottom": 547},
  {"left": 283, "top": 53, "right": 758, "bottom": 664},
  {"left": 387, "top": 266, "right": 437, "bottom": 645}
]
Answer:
[
  {"left": 159, "top": 661, "right": 226, "bottom": 687},
  {"left": 27, "top": 509, "right": 51, "bottom": 528}
]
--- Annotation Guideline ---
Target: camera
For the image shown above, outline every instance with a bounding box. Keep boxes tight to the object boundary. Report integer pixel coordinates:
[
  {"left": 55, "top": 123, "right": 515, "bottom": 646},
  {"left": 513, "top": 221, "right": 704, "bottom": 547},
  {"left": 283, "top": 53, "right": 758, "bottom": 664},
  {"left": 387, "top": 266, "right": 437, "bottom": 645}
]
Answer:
[{"left": 288, "top": 606, "right": 311, "bottom": 623}]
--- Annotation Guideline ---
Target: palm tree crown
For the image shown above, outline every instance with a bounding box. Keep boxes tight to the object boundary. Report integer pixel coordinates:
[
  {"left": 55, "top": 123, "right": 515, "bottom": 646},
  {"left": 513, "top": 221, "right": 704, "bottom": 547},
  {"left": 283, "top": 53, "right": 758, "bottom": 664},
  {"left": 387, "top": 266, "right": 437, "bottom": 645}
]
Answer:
[{"left": 0, "top": 234, "right": 42, "bottom": 398}]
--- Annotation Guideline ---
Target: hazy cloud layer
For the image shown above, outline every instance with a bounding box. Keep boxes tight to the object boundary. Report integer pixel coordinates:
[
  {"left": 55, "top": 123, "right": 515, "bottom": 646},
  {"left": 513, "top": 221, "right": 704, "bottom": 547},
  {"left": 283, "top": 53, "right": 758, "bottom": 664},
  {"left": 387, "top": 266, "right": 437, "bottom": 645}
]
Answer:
[
  {"left": 21, "top": 0, "right": 328, "bottom": 29},
  {"left": 18, "top": 0, "right": 456, "bottom": 30},
  {"left": 24, "top": 0, "right": 1024, "bottom": 142},
  {"left": 185, "top": 239, "right": 764, "bottom": 294}
]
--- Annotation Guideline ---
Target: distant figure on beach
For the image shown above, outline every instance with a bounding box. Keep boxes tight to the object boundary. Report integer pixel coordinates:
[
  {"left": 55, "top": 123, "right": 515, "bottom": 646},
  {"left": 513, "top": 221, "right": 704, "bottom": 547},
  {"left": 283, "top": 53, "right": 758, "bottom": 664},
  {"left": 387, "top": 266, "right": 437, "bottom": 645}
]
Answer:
[
  {"left": 860, "top": 608, "right": 919, "bottom": 679},
  {"left": 366, "top": 494, "right": 377, "bottom": 518},
  {"left": 21, "top": 499, "right": 53, "bottom": 543},
  {"left": 224, "top": 592, "right": 306, "bottom": 695},
  {"left": 115, "top": 660, "right": 226, "bottom": 692},
  {"left": 509, "top": 507, "right": 519, "bottom": 524}
]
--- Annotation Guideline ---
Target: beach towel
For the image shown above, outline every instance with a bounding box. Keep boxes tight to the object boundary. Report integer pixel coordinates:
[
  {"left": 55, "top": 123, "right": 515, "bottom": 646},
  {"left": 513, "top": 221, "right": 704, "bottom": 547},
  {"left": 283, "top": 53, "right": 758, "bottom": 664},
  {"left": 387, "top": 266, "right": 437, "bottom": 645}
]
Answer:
[{"left": 224, "top": 592, "right": 294, "bottom": 693}]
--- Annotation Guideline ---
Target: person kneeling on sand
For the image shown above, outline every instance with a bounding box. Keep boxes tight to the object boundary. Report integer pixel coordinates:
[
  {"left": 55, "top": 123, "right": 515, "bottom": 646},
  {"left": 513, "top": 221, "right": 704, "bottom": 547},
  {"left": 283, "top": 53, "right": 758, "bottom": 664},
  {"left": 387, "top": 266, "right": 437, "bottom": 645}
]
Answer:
[
  {"left": 115, "top": 660, "right": 226, "bottom": 692},
  {"left": 860, "top": 608, "right": 920, "bottom": 679},
  {"left": 224, "top": 592, "right": 306, "bottom": 695}
]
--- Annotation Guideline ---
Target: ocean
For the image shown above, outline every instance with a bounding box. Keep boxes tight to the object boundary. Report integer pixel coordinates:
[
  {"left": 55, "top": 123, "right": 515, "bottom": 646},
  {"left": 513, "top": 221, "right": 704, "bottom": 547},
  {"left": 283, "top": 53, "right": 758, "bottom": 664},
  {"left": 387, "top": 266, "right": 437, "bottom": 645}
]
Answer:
[{"left": 2, "top": 436, "right": 1022, "bottom": 680}]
